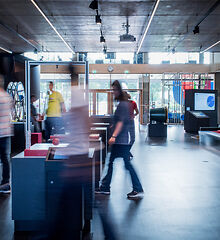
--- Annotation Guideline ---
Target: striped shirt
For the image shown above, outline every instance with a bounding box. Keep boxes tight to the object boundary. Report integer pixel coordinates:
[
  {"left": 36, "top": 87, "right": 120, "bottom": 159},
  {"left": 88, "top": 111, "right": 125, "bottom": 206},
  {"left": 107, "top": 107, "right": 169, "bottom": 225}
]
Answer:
[{"left": 0, "top": 90, "right": 13, "bottom": 138}]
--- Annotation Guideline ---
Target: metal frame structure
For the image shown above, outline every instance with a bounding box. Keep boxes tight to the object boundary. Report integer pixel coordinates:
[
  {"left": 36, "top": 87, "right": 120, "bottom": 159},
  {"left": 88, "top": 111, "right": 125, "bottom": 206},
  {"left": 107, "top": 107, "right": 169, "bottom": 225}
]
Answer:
[
  {"left": 25, "top": 60, "right": 89, "bottom": 149},
  {"left": 161, "top": 72, "right": 215, "bottom": 124}
]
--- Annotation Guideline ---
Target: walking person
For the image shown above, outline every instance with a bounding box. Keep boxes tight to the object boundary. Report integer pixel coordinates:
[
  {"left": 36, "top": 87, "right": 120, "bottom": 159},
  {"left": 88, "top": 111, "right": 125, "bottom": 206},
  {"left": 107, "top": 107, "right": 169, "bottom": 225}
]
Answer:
[
  {"left": 0, "top": 74, "right": 13, "bottom": 194},
  {"left": 96, "top": 80, "right": 144, "bottom": 199}
]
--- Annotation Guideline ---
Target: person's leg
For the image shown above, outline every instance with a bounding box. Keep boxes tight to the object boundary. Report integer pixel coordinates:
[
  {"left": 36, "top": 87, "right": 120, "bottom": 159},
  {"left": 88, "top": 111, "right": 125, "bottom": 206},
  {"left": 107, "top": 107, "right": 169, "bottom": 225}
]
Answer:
[
  {"left": 53, "top": 117, "right": 61, "bottom": 135},
  {"left": 129, "top": 120, "right": 135, "bottom": 158},
  {"left": 122, "top": 145, "right": 143, "bottom": 193},
  {"left": 100, "top": 145, "right": 118, "bottom": 191},
  {"left": 45, "top": 117, "right": 52, "bottom": 141},
  {"left": 0, "top": 137, "right": 11, "bottom": 185}
]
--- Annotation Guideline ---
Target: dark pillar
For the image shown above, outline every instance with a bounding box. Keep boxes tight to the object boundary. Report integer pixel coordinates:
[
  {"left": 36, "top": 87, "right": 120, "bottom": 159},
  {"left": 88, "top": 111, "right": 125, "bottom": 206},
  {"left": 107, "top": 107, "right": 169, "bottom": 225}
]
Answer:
[{"left": 215, "top": 73, "right": 220, "bottom": 125}]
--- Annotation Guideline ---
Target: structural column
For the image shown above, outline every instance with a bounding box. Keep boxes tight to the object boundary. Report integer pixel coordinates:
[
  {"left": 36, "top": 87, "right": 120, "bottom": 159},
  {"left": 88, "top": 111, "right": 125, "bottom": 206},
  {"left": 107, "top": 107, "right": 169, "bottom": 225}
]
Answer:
[{"left": 215, "top": 73, "right": 220, "bottom": 125}]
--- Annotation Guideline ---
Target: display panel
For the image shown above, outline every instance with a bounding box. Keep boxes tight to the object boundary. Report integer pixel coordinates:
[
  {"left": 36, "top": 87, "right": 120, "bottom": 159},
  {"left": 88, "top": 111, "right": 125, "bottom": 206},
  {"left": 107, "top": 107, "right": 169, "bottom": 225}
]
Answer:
[
  {"left": 190, "top": 111, "right": 208, "bottom": 118},
  {"left": 194, "top": 93, "right": 215, "bottom": 111}
]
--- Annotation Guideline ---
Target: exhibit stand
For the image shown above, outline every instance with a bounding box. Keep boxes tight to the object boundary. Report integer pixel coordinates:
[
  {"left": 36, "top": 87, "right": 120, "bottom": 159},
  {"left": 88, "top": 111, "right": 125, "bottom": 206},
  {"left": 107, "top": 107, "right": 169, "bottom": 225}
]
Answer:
[{"left": 184, "top": 90, "right": 218, "bottom": 133}]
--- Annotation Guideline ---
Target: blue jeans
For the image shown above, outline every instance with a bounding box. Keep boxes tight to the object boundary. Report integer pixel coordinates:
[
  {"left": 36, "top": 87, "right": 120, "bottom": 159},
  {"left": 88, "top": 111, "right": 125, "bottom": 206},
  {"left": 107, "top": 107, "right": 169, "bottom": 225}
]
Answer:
[
  {"left": 101, "top": 144, "right": 143, "bottom": 192},
  {"left": 45, "top": 117, "right": 64, "bottom": 141},
  {"left": 0, "top": 137, "right": 11, "bottom": 185}
]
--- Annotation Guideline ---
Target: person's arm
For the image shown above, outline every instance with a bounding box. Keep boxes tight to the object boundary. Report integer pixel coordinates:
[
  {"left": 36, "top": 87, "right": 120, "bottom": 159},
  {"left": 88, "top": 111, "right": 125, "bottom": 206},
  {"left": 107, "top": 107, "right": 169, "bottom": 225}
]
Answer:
[
  {"left": 61, "top": 102, "right": 66, "bottom": 113},
  {"left": 108, "top": 121, "right": 123, "bottom": 145},
  {"left": 134, "top": 107, "right": 139, "bottom": 117},
  {"left": 59, "top": 93, "right": 66, "bottom": 113},
  {"left": 133, "top": 102, "right": 139, "bottom": 117}
]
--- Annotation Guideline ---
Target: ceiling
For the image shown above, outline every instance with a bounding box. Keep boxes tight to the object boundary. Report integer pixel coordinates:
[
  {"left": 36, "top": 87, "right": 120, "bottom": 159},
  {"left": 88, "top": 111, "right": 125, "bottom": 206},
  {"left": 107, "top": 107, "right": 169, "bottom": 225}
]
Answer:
[{"left": 0, "top": 0, "right": 219, "bottom": 53}]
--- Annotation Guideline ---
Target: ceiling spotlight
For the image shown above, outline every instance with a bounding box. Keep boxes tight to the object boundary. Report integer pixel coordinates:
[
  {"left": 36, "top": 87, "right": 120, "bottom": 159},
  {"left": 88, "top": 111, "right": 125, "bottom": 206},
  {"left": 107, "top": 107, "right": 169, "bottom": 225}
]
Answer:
[
  {"left": 103, "top": 46, "right": 107, "bottom": 54},
  {"left": 89, "top": 0, "right": 98, "bottom": 10},
  {"left": 96, "top": 14, "right": 102, "bottom": 24},
  {"left": 193, "top": 25, "right": 200, "bottom": 34},
  {"left": 100, "top": 35, "right": 105, "bottom": 43}
]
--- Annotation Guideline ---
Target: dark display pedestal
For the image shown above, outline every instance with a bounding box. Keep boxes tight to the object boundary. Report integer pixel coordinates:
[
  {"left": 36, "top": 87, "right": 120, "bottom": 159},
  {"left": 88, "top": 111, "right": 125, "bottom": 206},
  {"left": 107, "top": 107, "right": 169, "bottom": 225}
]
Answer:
[{"left": 148, "top": 123, "right": 167, "bottom": 137}]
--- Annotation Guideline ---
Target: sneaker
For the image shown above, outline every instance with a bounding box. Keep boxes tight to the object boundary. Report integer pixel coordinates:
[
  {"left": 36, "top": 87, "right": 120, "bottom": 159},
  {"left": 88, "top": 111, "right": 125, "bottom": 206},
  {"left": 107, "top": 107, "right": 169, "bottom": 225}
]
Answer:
[
  {"left": 0, "top": 183, "right": 11, "bottom": 194},
  {"left": 95, "top": 188, "right": 110, "bottom": 195},
  {"left": 127, "top": 190, "right": 144, "bottom": 199}
]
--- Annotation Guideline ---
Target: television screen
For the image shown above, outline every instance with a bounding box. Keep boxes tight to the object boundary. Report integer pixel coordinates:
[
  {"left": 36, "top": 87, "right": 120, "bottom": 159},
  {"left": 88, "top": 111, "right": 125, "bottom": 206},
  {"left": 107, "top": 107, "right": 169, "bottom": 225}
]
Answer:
[{"left": 194, "top": 93, "right": 215, "bottom": 111}]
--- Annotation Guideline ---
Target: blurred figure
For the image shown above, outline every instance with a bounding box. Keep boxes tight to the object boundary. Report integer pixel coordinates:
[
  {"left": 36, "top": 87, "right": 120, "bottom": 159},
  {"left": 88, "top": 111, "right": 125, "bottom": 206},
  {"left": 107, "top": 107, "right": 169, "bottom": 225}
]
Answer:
[
  {"left": 96, "top": 80, "right": 144, "bottom": 199},
  {"left": 31, "top": 95, "right": 40, "bottom": 132},
  {"left": 0, "top": 74, "right": 13, "bottom": 194},
  {"left": 47, "top": 66, "right": 91, "bottom": 240},
  {"left": 45, "top": 81, "right": 66, "bottom": 141}
]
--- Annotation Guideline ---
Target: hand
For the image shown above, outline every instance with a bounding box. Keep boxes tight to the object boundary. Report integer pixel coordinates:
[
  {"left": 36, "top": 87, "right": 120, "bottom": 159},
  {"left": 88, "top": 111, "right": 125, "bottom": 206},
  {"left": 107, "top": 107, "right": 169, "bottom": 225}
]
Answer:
[{"left": 108, "top": 137, "right": 116, "bottom": 145}]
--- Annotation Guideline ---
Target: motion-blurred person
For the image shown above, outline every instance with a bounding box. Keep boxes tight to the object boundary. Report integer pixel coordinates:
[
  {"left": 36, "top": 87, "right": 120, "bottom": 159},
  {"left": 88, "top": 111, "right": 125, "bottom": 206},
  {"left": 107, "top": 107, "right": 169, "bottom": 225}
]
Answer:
[
  {"left": 0, "top": 75, "right": 13, "bottom": 194},
  {"left": 47, "top": 66, "right": 91, "bottom": 240},
  {"left": 31, "top": 95, "right": 40, "bottom": 132},
  {"left": 125, "top": 92, "right": 139, "bottom": 159},
  {"left": 96, "top": 80, "right": 144, "bottom": 199},
  {"left": 45, "top": 81, "right": 66, "bottom": 141}
]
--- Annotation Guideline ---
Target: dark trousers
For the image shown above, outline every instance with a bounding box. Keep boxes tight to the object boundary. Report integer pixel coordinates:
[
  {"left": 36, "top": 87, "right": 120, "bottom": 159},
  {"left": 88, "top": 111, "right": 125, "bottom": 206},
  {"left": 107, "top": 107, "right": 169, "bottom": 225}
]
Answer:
[
  {"left": 0, "top": 137, "right": 11, "bottom": 185},
  {"left": 101, "top": 144, "right": 143, "bottom": 192},
  {"left": 45, "top": 117, "right": 63, "bottom": 141},
  {"left": 129, "top": 119, "right": 135, "bottom": 146}
]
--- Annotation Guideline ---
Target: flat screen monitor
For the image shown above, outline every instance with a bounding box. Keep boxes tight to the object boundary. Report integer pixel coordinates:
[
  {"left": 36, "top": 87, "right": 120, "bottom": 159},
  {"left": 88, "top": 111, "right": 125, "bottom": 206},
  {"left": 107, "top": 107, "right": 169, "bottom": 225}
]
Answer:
[{"left": 194, "top": 93, "right": 215, "bottom": 111}]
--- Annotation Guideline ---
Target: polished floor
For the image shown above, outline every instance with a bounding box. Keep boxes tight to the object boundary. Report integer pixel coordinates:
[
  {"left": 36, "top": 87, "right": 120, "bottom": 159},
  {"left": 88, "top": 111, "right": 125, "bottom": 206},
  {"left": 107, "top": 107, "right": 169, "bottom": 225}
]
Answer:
[{"left": 1, "top": 125, "right": 220, "bottom": 240}]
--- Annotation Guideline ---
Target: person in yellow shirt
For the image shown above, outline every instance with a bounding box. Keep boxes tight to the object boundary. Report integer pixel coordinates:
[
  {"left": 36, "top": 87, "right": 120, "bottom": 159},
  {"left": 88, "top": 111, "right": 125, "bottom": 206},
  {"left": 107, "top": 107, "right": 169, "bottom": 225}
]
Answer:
[{"left": 45, "top": 81, "right": 66, "bottom": 141}]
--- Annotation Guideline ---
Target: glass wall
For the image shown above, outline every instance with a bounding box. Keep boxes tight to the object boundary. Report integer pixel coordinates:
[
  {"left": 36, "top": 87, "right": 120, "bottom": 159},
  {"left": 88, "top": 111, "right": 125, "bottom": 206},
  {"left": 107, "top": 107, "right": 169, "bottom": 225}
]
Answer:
[
  {"left": 149, "top": 73, "right": 215, "bottom": 123},
  {"left": 88, "top": 74, "right": 142, "bottom": 116},
  {"left": 24, "top": 51, "right": 211, "bottom": 65},
  {"left": 148, "top": 52, "right": 210, "bottom": 64}
]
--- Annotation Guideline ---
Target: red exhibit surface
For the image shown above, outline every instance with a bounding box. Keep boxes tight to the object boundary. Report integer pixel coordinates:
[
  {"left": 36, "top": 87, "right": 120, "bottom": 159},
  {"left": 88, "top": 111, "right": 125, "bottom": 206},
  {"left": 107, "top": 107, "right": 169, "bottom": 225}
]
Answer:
[
  {"left": 24, "top": 143, "right": 69, "bottom": 156},
  {"left": 31, "top": 133, "right": 42, "bottom": 146}
]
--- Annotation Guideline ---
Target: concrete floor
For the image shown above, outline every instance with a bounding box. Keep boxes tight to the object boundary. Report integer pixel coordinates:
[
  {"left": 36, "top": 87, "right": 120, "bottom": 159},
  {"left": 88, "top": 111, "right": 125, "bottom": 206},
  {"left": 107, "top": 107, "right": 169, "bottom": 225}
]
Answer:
[
  {"left": 1, "top": 125, "right": 220, "bottom": 240},
  {"left": 93, "top": 125, "right": 220, "bottom": 240}
]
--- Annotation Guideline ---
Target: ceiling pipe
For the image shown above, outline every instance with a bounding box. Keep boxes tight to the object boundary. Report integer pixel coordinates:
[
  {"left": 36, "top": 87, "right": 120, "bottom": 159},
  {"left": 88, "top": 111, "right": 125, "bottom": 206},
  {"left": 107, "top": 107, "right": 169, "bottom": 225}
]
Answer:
[{"left": 195, "top": 0, "right": 220, "bottom": 29}]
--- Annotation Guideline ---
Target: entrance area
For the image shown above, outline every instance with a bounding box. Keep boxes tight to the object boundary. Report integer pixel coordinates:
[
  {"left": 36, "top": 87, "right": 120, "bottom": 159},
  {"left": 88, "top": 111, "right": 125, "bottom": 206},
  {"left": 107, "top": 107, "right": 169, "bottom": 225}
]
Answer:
[{"left": 88, "top": 74, "right": 144, "bottom": 124}]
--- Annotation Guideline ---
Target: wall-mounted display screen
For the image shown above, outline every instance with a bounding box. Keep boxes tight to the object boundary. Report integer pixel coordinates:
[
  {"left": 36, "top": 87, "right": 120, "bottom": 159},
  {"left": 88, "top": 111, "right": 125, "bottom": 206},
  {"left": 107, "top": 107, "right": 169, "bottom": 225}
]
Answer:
[{"left": 194, "top": 93, "right": 215, "bottom": 111}]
